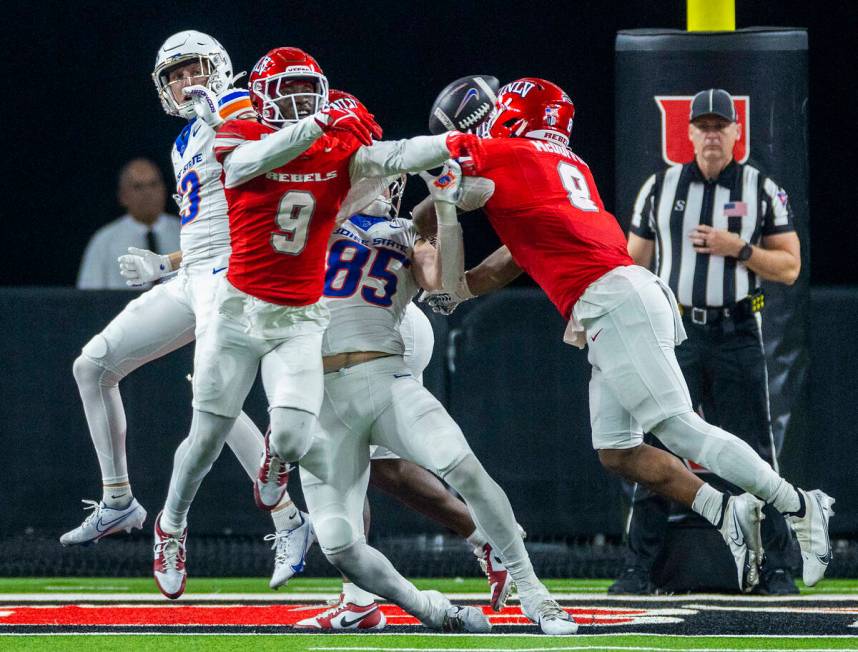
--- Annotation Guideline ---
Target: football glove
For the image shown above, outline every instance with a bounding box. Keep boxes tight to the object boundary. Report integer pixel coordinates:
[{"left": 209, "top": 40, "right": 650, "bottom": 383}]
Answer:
[
  {"left": 314, "top": 105, "right": 383, "bottom": 146},
  {"left": 419, "top": 159, "right": 462, "bottom": 205},
  {"left": 117, "top": 247, "right": 173, "bottom": 287},
  {"left": 419, "top": 287, "right": 473, "bottom": 316},
  {"left": 184, "top": 85, "right": 223, "bottom": 128},
  {"left": 444, "top": 131, "right": 485, "bottom": 170}
]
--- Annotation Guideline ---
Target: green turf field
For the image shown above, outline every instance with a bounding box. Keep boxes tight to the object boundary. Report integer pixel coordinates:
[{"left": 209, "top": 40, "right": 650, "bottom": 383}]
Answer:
[{"left": 2, "top": 577, "right": 857, "bottom": 650}]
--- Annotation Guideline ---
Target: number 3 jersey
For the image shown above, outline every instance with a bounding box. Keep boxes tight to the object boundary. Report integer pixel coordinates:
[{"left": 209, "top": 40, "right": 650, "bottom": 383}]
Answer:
[
  {"left": 320, "top": 215, "right": 419, "bottom": 357},
  {"left": 214, "top": 118, "right": 362, "bottom": 306},
  {"left": 461, "top": 137, "right": 632, "bottom": 318},
  {"left": 170, "top": 92, "right": 254, "bottom": 270}
]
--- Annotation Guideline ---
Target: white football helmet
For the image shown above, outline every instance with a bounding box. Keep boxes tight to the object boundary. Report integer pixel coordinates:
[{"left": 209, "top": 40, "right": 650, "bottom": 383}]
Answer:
[{"left": 153, "top": 30, "right": 233, "bottom": 119}]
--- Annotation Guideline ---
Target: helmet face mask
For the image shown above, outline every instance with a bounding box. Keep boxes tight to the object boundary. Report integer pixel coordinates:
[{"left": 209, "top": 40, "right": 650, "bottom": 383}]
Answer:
[
  {"left": 249, "top": 48, "right": 328, "bottom": 128},
  {"left": 153, "top": 30, "right": 233, "bottom": 119}
]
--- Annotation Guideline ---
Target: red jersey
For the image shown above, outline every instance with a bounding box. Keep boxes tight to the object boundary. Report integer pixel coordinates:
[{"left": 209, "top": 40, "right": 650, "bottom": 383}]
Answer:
[
  {"left": 467, "top": 137, "right": 632, "bottom": 317},
  {"left": 214, "top": 119, "right": 361, "bottom": 305}
]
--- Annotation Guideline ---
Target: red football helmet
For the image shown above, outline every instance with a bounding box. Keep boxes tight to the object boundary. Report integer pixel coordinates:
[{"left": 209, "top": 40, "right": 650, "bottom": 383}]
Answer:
[
  {"left": 487, "top": 78, "right": 575, "bottom": 146},
  {"left": 248, "top": 47, "right": 329, "bottom": 127}
]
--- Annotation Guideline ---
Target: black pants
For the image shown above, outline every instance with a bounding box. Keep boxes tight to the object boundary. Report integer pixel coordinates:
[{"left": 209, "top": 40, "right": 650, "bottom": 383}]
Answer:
[{"left": 625, "top": 314, "right": 795, "bottom": 572}]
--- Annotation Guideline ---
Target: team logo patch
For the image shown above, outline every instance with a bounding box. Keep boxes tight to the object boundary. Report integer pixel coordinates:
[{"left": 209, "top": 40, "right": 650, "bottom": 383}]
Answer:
[
  {"left": 434, "top": 170, "right": 457, "bottom": 190},
  {"left": 544, "top": 105, "right": 560, "bottom": 126},
  {"left": 655, "top": 95, "right": 750, "bottom": 165}
]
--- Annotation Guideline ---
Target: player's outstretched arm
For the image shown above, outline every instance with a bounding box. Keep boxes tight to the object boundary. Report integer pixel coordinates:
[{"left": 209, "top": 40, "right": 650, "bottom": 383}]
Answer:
[
  {"left": 464, "top": 246, "right": 522, "bottom": 295},
  {"left": 349, "top": 132, "right": 483, "bottom": 181},
  {"left": 220, "top": 115, "right": 326, "bottom": 188}
]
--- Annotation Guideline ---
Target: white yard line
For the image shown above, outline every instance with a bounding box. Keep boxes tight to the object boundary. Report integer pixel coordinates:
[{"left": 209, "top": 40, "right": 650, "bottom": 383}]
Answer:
[{"left": 1, "top": 592, "right": 856, "bottom": 603}]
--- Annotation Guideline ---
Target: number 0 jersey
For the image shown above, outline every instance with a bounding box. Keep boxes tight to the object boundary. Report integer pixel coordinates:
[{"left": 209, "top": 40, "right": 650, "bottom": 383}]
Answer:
[
  {"left": 462, "top": 137, "right": 633, "bottom": 318},
  {"left": 214, "top": 118, "right": 362, "bottom": 306},
  {"left": 321, "top": 215, "right": 419, "bottom": 357},
  {"left": 171, "top": 118, "right": 232, "bottom": 269}
]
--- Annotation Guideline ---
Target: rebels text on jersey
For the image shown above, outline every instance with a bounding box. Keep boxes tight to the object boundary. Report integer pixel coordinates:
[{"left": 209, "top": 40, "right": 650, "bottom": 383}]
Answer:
[
  {"left": 464, "top": 137, "right": 632, "bottom": 318},
  {"left": 214, "top": 119, "right": 362, "bottom": 305},
  {"left": 321, "top": 215, "right": 419, "bottom": 357},
  {"left": 171, "top": 119, "right": 231, "bottom": 269}
]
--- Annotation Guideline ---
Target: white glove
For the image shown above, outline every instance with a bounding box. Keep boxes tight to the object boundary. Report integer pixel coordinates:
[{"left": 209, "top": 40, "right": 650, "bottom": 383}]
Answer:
[
  {"left": 184, "top": 85, "right": 223, "bottom": 128},
  {"left": 419, "top": 159, "right": 462, "bottom": 205},
  {"left": 419, "top": 287, "right": 472, "bottom": 316},
  {"left": 117, "top": 247, "right": 172, "bottom": 287}
]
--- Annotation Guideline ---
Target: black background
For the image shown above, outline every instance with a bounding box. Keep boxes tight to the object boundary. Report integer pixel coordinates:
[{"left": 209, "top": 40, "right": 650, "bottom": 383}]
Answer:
[{"left": 5, "top": 1, "right": 857, "bottom": 286}]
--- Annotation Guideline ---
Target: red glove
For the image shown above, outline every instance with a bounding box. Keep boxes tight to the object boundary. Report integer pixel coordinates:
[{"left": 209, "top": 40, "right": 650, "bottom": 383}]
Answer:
[
  {"left": 444, "top": 131, "right": 485, "bottom": 171},
  {"left": 314, "top": 106, "right": 382, "bottom": 146}
]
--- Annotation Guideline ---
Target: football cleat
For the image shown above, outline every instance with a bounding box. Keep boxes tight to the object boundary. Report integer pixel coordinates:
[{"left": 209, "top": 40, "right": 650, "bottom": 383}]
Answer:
[
  {"left": 59, "top": 498, "right": 147, "bottom": 546},
  {"left": 787, "top": 489, "right": 835, "bottom": 587},
  {"left": 294, "top": 594, "right": 386, "bottom": 630},
  {"left": 608, "top": 566, "right": 657, "bottom": 595},
  {"left": 422, "top": 589, "right": 491, "bottom": 633},
  {"left": 529, "top": 598, "right": 578, "bottom": 635},
  {"left": 153, "top": 512, "right": 187, "bottom": 600},
  {"left": 719, "top": 492, "right": 764, "bottom": 592},
  {"left": 476, "top": 543, "right": 514, "bottom": 611},
  {"left": 264, "top": 511, "right": 315, "bottom": 589},
  {"left": 254, "top": 433, "right": 291, "bottom": 511}
]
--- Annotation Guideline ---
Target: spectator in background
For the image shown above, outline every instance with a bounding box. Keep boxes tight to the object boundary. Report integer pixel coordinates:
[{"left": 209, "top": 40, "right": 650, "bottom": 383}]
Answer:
[
  {"left": 614, "top": 88, "right": 802, "bottom": 595},
  {"left": 77, "top": 158, "right": 180, "bottom": 289}
]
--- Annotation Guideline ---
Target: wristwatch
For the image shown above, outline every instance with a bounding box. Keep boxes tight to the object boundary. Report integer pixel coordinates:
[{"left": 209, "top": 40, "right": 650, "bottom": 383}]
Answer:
[{"left": 737, "top": 242, "right": 753, "bottom": 262}]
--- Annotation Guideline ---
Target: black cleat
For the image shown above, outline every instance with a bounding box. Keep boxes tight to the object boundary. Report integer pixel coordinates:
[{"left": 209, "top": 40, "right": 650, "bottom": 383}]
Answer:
[
  {"left": 754, "top": 567, "right": 800, "bottom": 595},
  {"left": 608, "top": 567, "right": 656, "bottom": 595}
]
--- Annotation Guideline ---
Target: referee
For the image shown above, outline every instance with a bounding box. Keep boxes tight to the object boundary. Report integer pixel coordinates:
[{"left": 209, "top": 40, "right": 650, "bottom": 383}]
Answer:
[{"left": 614, "top": 88, "right": 802, "bottom": 594}]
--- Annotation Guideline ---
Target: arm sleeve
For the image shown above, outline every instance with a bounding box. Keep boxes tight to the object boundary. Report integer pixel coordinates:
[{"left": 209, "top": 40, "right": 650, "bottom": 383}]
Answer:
[
  {"left": 349, "top": 134, "right": 449, "bottom": 180},
  {"left": 455, "top": 176, "right": 495, "bottom": 212},
  {"left": 629, "top": 173, "right": 657, "bottom": 239},
  {"left": 760, "top": 176, "right": 796, "bottom": 236},
  {"left": 217, "top": 116, "right": 324, "bottom": 188}
]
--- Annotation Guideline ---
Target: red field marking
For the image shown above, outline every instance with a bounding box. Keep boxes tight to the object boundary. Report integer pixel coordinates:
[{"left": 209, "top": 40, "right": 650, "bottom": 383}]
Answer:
[{"left": 0, "top": 604, "right": 672, "bottom": 627}]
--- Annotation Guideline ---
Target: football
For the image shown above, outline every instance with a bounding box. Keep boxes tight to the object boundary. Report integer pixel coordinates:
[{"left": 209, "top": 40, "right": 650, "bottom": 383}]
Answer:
[{"left": 428, "top": 75, "right": 500, "bottom": 135}]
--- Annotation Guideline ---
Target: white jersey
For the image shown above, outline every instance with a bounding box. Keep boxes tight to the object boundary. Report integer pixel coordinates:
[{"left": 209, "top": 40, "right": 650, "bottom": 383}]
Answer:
[
  {"left": 321, "top": 215, "right": 420, "bottom": 356},
  {"left": 170, "top": 118, "right": 231, "bottom": 270}
]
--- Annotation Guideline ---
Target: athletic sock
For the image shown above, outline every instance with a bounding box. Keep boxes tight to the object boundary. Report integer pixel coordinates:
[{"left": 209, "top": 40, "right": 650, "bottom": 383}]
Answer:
[
  {"left": 691, "top": 483, "right": 727, "bottom": 527},
  {"left": 466, "top": 529, "right": 487, "bottom": 554},
  {"left": 102, "top": 484, "right": 132, "bottom": 509},
  {"left": 342, "top": 581, "right": 376, "bottom": 607},
  {"left": 272, "top": 502, "right": 300, "bottom": 531},
  {"left": 159, "top": 511, "right": 186, "bottom": 536},
  {"left": 771, "top": 483, "right": 803, "bottom": 517}
]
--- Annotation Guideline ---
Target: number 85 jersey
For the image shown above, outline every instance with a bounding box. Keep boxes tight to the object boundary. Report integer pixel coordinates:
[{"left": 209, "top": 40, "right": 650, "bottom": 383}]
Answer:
[{"left": 321, "top": 215, "right": 419, "bottom": 357}]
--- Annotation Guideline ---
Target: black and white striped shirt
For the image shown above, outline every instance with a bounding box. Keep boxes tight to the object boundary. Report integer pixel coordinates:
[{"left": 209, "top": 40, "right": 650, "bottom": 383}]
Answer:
[{"left": 630, "top": 161, "right": 794, "bottom": 307}]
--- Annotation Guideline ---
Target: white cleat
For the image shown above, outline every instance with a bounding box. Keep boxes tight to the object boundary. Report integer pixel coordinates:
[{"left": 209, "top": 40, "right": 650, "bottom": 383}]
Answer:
[
  {"left": 254, "top": 434, "right": 291, "bottom": 511},
  {"left": 529, "top": 598, "right": 578, "bottom": 635},
  {"left": 59, "top": 498, "right": 147, "bottom": 546},
  {"left": 294, "top": 594, "right": 387, "bottom": 630},
  {"left": 719, "top": 493, "right": 764, "bottom": 593},
  {"left": 264, "top": 512, "right": 315, "bottom": 589},
  {"left": 422, "top": 589, "right": 491, "bottom": 633},
  {"left": 476, "top": 543, "right": 514, "bottom": 611},
  {"left": 153, "top": 512, "right": 187, "bottom": 600},
  {"left": 787, "top": 489, "right": 835, "bottom": 587}
]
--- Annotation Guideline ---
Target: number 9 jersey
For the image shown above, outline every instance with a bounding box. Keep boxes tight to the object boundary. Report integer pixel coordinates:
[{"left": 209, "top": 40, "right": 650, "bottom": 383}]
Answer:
[
  {"left": 460, "top": 137, "right": 633, "bottom": 319},
  {"left": 214, "top": 118, "right": 362, "bottom": 306}
]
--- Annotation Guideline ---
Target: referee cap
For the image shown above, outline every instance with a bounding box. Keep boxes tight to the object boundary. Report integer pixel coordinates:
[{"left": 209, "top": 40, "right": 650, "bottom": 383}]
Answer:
[{"left": 689, "top": 89, "right": 736, "bottom": 123}]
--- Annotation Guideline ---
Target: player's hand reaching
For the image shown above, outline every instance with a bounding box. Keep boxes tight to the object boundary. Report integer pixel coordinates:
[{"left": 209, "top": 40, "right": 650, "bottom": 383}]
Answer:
[
  {"left": 419, "top": 160, "right": 462, "bottom": 205},
  {"left": 444, "top": 131, "right": 485, "bottom": 170},
  {"left": 117, "top": 247, "right": 173, "bottom": 287},
  {"left": 315, "top": 105, "right": 383, "bottom": 146},
  {"left": 419, "top": 288, "right": 471, "bottom": 315},
  {"left": 184, "top": 85, "right": 224, "bottom": 128}
]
